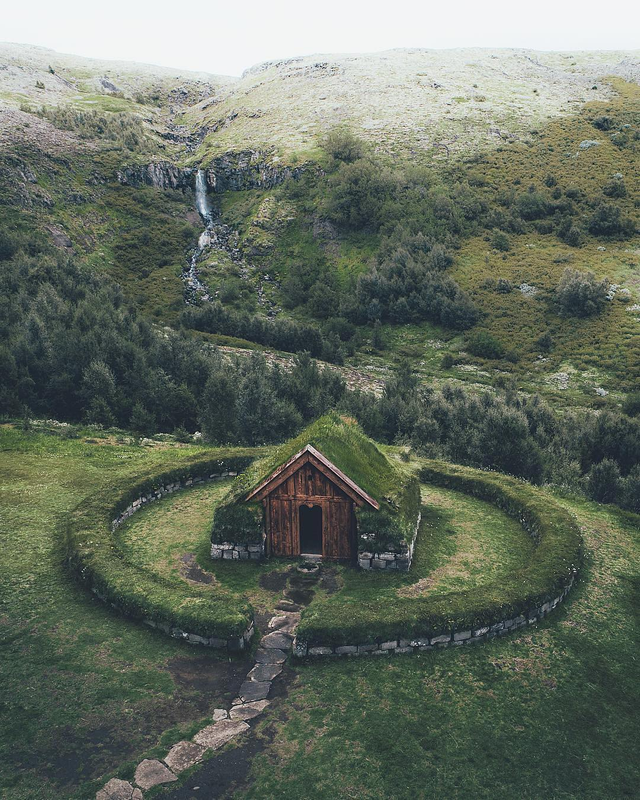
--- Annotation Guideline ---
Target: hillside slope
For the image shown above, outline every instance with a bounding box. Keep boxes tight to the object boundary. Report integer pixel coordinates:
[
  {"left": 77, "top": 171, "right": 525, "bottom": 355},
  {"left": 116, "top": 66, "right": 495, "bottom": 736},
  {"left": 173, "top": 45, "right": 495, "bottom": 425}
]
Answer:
[
  {"left": 0, "top": 43, "right": 638, "bottom": 414},
  {"left": 186, "top": 48, "right": 640, "bottom": 162},
  {"left": 2, "top": 43, "right": 639, "bottom": 162}
]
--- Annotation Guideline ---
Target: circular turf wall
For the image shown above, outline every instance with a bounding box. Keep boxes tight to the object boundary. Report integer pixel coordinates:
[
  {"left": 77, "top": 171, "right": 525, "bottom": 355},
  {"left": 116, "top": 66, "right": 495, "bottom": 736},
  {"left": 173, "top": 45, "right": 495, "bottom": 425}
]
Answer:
[
  {"left": 293, "top": 460, "right": 582, "bottom": 657},
  {"left": 64, "top": 453, "right": 257, "bottom": 651}
]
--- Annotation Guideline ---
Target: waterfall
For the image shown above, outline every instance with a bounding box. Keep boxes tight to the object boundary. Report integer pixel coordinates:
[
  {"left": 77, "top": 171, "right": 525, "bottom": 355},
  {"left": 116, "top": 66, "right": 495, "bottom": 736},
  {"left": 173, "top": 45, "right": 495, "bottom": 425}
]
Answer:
[
  {"left": 184, "top": 169, "right": 215, "bottom": 301},
  {"left": 195, "top": 169, "right": 213, "bottom": 225}
]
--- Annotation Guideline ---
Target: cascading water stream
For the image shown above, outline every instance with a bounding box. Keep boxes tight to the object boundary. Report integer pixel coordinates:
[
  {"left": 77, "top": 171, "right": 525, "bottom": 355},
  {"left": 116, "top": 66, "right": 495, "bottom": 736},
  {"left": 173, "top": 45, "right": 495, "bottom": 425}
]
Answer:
[
  {"left": 195, "top": 168, "right": 214, "bottom": 225},
  {"left": 184, "top": 169, "right": 214, "bottom": 301}
]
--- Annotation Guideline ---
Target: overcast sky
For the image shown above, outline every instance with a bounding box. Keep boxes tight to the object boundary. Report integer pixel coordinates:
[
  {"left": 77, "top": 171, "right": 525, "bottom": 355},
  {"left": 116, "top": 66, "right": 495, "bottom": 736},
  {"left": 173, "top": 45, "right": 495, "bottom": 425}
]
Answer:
[{"left": 3, "top": 0, "right": 639, "bottom": 76}]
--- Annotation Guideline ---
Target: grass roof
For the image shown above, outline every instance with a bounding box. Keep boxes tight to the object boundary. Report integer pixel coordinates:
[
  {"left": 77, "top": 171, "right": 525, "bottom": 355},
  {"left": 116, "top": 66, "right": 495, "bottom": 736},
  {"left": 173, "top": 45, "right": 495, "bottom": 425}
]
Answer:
[{"left": 224, "top": 412, "right": 404, "bottom": 508}]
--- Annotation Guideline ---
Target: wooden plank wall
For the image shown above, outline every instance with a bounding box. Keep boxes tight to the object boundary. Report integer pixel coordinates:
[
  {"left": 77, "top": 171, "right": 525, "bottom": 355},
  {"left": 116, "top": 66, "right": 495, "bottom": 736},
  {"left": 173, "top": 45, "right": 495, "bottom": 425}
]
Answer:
[{"left": 266, "top": 463, "right": 355, "bottom": 560}]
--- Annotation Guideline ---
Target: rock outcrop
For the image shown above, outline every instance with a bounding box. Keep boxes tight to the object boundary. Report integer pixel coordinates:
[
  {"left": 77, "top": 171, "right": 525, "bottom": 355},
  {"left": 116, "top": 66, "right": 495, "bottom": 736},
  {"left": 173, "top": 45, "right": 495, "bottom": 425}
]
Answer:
[
  {"left": 116, "top": 150, "right": 309, "bottom": 193},
  {"left": 115, "top": 161, "right": 193, "bottom": 190}
]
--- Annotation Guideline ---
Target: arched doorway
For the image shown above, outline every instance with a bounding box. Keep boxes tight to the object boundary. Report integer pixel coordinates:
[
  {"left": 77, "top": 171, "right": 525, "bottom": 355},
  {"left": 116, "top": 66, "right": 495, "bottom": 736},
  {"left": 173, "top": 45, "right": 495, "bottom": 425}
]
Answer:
[{"left": 299, "top": 504, "right": 323, "bottom": 555}]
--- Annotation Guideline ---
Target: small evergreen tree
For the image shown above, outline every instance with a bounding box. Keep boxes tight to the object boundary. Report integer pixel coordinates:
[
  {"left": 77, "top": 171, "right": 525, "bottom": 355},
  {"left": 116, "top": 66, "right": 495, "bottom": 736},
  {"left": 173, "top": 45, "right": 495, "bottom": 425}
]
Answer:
[
  {"left": 130, "top": 402, "right": 156, "bottom": 437},
  {"left": 586, "top": 459, "right": 620, "bottom": 503}
]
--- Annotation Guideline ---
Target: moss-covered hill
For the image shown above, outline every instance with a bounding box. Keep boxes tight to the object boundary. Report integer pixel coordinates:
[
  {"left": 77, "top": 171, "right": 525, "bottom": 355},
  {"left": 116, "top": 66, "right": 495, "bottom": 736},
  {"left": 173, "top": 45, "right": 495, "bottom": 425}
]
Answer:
[{"left": 0, "top": 44, "right": 638, "bottom": 414}]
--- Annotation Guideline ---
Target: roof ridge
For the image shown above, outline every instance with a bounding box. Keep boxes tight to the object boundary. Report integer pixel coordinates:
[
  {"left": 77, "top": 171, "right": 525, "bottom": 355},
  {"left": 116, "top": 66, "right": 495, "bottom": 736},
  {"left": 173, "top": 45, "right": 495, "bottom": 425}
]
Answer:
[{"left": 245, "top": 442, "right": 379, "bottom": 509}]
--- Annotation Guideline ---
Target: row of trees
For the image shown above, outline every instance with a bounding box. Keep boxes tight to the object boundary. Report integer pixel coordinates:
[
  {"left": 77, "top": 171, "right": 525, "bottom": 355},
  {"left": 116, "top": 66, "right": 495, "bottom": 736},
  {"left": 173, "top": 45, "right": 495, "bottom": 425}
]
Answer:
[
  {"left": 343, "top": 361, "right": 640, "bottom": 512},
  {"left": 2, "top": 238, "right": 638, "bottom": 510},
  {"left": 180, "top": 301, "right": 346, "bottom": 363}
]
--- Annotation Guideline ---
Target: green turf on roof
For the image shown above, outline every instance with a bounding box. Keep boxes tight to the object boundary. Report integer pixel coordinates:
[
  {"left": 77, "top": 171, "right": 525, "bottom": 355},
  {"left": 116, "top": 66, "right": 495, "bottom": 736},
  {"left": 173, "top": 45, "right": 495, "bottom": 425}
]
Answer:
[
  {"left": 211, "top": 413, "right": 421, "bottom": 550},
  {"left": 227, "top": 413, "right": 402, "bottom": 506}
]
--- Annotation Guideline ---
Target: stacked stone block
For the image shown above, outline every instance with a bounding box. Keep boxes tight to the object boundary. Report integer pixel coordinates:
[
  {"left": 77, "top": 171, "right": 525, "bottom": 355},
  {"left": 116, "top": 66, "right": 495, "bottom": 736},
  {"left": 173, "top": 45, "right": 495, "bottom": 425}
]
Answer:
[
  {"left": 211, "top": 542, "right": 264, "bottom": 561},
  {"left": 293, "top": 571, "right": 576, "bottom": 658},
  {"left": 358, "top": 512, "right": 421, "bottom": 572}
]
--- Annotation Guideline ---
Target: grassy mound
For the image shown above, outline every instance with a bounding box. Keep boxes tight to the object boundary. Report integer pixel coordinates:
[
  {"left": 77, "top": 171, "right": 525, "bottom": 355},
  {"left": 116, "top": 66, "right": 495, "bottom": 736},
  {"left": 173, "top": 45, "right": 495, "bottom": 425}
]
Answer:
[
  {"left": 64, "top": 450, "right": 258, "bottom": 642},
  {"left": 211, "top": 412, "right": 421, "bottom": 552},
  {"left": 296, "top": 459, "right": 582, "bottom": 647}
]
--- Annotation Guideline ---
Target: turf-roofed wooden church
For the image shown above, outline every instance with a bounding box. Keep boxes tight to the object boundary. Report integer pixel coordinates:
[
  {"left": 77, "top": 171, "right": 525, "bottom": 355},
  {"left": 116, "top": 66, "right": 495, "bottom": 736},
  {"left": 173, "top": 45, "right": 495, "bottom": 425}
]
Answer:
[
  {"left": 211, "top": 414, "right": 421, "bottom": 569},
  {"left": 246, "top": 443, "right": 379, "bottom": 559}
]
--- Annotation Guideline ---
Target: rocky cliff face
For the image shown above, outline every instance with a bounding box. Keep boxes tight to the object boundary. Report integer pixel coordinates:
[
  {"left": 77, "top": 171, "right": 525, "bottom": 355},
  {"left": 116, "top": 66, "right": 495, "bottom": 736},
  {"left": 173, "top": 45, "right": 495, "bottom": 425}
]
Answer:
[
  {"left": 116, "top": 150, "right": 308, "bottom": 193},
  {"left": 115, "top": 161, "right": 194, "bottom": 190},
  {"left": 203, "top": 150, "right": 307, "bottom": 192}
]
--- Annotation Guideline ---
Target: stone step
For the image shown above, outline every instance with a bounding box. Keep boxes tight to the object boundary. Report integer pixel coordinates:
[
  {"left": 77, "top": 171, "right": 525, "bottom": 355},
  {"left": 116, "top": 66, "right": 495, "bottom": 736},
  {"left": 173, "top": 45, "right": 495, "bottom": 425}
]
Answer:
[
  {"left": 247, "top": 663, "right": 282, "bottom": 682},
  {"left": 193, "top": 720, "right": 250, "bottom": 750},
  {"left": 163, "top": 741, "right": 206, "bottom": 774},
  {"left": 255, "top": 647, "right": 287, "bottom": 664},
  {"left": 134, "top": 759, "right": 177, "bottom": 791},
  {"left": 261, "top": 631, "right": 293, "bottom": 650},
  {"left": 229, "top": 699, "right": 271, "bottom": 721},
  {"left": 239, "top": 680, "right": 271, "bottom": 702}
]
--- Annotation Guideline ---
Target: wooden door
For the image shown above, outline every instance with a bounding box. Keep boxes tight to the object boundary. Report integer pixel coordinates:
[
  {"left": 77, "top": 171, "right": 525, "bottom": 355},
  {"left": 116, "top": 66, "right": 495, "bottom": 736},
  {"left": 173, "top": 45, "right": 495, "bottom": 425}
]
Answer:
[{"left": 268, "top": 497, "right": 299, "bottom": 556}]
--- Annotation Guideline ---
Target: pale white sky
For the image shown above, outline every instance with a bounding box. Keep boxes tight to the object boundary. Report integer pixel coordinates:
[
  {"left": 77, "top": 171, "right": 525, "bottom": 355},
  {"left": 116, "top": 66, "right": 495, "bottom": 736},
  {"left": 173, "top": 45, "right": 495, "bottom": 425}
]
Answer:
[{"left": 3, "top": 0, "right": 639, "bottom": 76}]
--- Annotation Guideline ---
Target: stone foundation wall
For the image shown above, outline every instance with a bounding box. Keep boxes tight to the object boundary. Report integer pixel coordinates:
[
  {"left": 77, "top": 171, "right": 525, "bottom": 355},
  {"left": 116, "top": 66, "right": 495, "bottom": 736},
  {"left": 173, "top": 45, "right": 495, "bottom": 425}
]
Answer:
[
  {"left": 293, "top": 571, "right": 576, "bottom": 658},
  {"left": 106, "top": 468, "right": 253, "bottom": 651},
  {"left": 111, "top": 470, "right": 238, "bottom": 531},
  {"left": 358, "top": 512, "right": 422, "bottom": 572},
  {"left": 211, "top": 542, "right": 264, "bottom": 561}
]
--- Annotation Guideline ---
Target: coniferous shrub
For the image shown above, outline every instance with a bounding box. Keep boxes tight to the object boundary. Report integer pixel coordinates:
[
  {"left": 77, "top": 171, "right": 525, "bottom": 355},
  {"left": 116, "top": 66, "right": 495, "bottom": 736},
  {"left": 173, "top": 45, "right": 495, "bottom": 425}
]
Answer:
[
  {"left": 467, "top": 331, "right": 505, "bottom": 359},
  {"left": 588, "top": 202, "right": 636, "bottom": 238},
  {"left": 622, "top": 392, "right": 640, "bottom": 418},
  {"left": 602, "top": 178, "right": 627, "bottom": 198},
  {"left": 586, "top": 459, "right": 620, "bottom": 503},
  {"left": 555, "top": 268, "right": 609, "bottom": 317},
  {"left": 491, "top": 231, "right": 511, "bottom": 251}
]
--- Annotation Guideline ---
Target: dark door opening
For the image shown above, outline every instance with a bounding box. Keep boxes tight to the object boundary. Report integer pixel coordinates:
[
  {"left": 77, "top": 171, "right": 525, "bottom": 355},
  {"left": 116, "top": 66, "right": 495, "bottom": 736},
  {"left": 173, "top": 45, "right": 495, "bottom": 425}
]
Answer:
[{"left": 299, "top": 505, "right": 323, "bottom": 555}]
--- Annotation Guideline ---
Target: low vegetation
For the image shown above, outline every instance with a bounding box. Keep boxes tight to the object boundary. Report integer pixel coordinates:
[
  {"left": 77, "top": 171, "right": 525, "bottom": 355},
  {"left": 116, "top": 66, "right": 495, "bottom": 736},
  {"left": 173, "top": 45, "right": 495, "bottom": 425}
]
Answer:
[{"left": 36, "top": 105, "right": 153, "bottom": 151}]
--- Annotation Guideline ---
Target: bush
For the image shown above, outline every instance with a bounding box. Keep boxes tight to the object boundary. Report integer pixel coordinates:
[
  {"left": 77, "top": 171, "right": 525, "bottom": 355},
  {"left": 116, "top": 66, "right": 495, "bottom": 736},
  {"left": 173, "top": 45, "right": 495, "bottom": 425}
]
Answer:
[
  {"left": 622, "top": 392, "right": 640, "bottom": 418},
  {"left": 555, "top": 268, "right": 609, "bottom": 317},
  {"left": 592, "top": 115, "right": 614, "bottom": 131},
  {"left": 467, "top": 331, "right": 505, "bottom": 359},
  {"left": 322, "top": 128, "right": 365, "bottom": 164},
  {"left": 536, "top": 331, "right": 554, "bottom": 353},
  {"left": 516, "top": 191, "right": 550, "bottom": 221},
  {"left": 620, "top": 467, "right": 640, "bottom": 512},
  {"left": 491, "top": 231, "right": 511, "bottom": 251},
  {"left": 441, "top": 353, "right": 455, "bottom": 369},
  {"left": 586, "top": 459, "right": 620, "bottom": 503},
  {"left": 602, "top": 178, "right": 627, "bottom": 198},
  {"left": 496, "top": 278, "right": 513, "bottom": 293},
  {"left": 588, "top": 203, "right": 636, "bottom": 238},
  {"left": 560, "top": 225, "right": 585, "bottom": 247}
]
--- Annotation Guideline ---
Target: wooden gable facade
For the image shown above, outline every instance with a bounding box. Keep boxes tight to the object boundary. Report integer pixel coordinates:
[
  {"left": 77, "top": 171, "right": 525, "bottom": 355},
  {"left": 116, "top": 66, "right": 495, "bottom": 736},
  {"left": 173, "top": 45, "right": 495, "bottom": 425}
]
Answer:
[{"left": 246, "top": 445, "right": 379, "bottom": 561}]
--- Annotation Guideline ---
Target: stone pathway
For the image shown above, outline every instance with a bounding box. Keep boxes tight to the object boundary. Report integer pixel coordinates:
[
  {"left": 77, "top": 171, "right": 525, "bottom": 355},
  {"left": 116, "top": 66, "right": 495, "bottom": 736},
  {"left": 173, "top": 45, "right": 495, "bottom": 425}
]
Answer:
[{"left": 95, "top": 607, "right": 300, "bottom": 799}]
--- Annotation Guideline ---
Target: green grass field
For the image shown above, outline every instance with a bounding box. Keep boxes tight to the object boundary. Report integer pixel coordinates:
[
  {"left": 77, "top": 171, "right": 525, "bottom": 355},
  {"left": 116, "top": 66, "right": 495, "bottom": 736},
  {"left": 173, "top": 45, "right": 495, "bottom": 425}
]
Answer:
[
  {"left": 0, "top": 428, "right": 254, "bottom": 800},
  {"left": 2, "top": 426, "right": 638, "bottom": 798},
  {"left": 241, "top": 493, "right": 640, "bottom": 800},
  {"left": 115, "top": 477, "right": 534, "bottom": 611}
]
